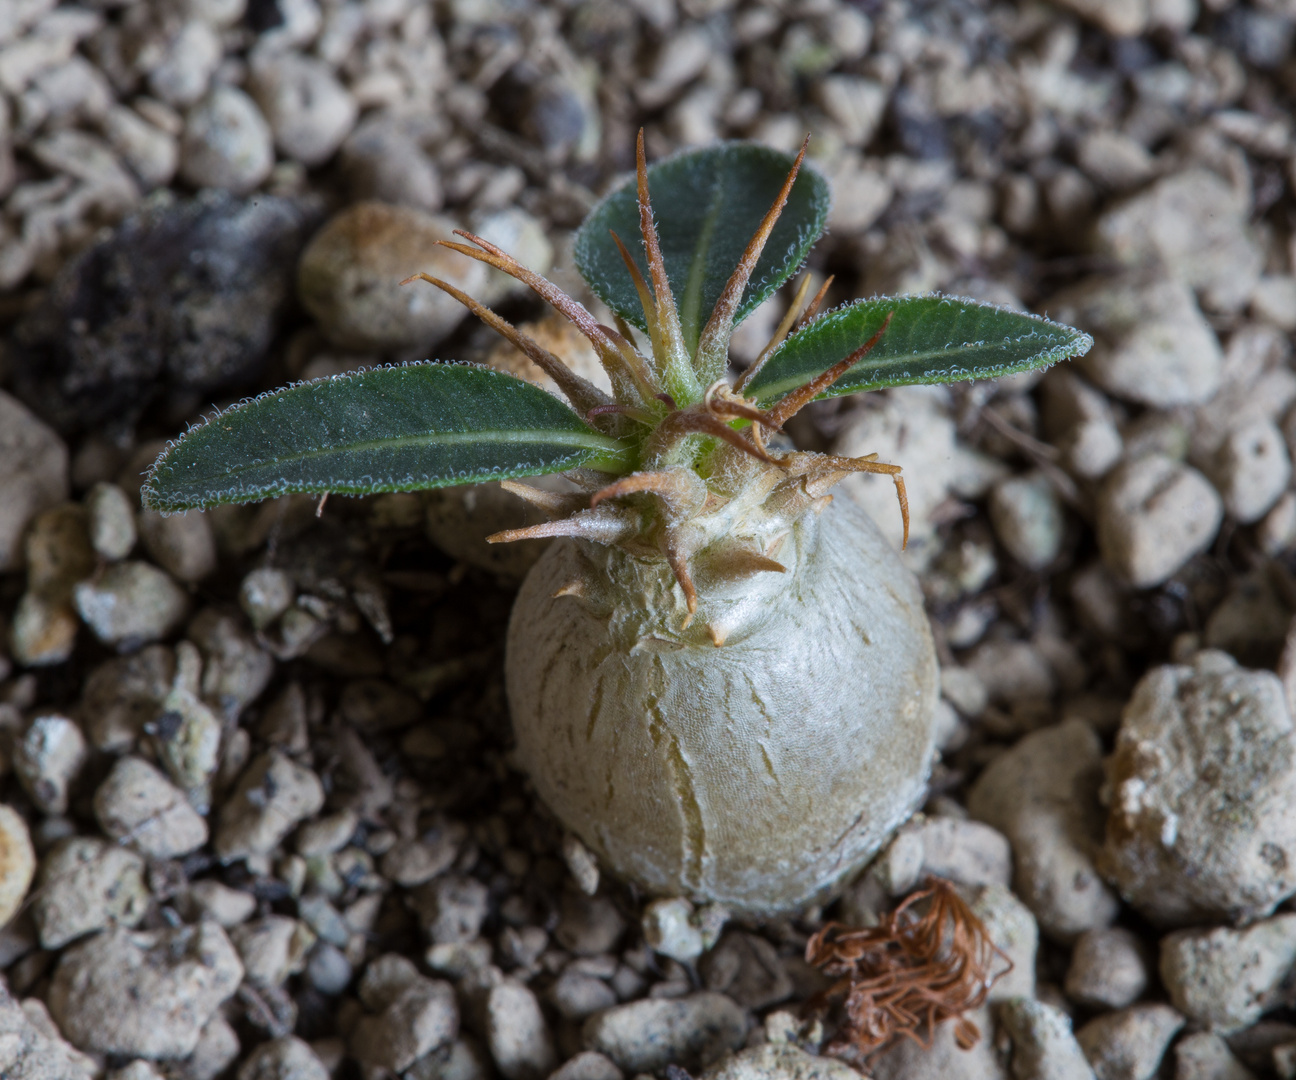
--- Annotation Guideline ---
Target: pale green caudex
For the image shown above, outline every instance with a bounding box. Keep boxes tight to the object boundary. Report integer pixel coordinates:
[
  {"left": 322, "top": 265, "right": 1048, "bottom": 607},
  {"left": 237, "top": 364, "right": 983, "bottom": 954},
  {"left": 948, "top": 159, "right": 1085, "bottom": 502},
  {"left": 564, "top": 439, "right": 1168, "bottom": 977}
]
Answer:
[{"left": 144, "top": 133, "right": 1092, "bottom": 612}]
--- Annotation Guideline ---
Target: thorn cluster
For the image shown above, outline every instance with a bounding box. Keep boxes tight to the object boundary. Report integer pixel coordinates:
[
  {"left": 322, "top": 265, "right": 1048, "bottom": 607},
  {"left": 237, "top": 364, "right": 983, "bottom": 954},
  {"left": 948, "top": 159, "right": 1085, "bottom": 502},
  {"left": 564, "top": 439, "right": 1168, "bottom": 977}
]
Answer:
[
  {"left": 805, "top": 877, "right": 1013, "bottom": 1061},
  {"left": 405, "top": 130, "right": 910, "bottom": 625}
]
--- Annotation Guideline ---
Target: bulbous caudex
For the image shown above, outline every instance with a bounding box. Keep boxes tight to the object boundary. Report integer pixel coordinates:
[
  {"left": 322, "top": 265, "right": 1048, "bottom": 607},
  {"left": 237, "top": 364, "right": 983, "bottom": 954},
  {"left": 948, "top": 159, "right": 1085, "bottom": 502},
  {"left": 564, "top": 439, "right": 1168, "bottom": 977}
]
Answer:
[
  {"left": 508, "top": 491, "right": 939, "bottom": 917},
  {"left": 141, "top": 131, "right": 1089, "bottom": 918}
]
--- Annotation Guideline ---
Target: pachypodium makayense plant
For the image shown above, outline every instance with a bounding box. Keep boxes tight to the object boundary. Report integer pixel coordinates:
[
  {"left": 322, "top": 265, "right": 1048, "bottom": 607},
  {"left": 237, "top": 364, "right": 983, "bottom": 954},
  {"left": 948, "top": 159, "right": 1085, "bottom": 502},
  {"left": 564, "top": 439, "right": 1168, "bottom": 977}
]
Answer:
[{"left": 144, "top": 134, "right": 1091, "bottom": 917}]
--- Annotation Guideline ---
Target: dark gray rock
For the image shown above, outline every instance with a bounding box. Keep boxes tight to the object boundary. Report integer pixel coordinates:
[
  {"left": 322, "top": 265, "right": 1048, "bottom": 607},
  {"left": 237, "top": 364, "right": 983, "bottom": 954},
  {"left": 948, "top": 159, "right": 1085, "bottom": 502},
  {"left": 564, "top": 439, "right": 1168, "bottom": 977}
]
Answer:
[{"left": 8, "top": 189, "right": 320, "bottom": 435}]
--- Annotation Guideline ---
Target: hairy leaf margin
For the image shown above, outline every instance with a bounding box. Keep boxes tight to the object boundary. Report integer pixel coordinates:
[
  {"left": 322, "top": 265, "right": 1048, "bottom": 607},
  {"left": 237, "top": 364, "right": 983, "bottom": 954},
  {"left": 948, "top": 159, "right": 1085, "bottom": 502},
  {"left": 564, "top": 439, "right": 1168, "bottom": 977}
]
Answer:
[
  {"left": 744, "top": 295, "right": 1094, "bottom": 404},
  {"left": 142, "top": 362, "right": 631, "bottom": 513}
]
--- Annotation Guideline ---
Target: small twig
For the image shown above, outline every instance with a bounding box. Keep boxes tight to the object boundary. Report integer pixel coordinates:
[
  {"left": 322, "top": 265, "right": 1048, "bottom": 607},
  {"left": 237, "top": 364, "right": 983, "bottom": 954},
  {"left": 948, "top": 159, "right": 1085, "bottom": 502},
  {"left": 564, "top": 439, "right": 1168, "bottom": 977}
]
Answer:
[{"left": 806, "top": 877, "right": 1012, "bottom": 1061}]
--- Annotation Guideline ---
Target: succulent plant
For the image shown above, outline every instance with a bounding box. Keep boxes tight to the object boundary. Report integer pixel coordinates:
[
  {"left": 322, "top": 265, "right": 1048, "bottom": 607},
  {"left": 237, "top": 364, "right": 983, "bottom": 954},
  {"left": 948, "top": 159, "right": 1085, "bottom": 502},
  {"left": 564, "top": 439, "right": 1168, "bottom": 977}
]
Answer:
[{"left": 145, "top": 135, "right": 1091, "bottom": 915}]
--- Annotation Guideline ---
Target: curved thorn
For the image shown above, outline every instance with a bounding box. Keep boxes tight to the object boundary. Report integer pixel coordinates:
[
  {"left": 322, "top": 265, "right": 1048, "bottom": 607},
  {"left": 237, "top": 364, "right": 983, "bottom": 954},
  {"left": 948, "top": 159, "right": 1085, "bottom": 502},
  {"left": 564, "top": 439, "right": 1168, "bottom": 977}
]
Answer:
[
  {"left": 589, "top": 468, "right": 705, "bottom": 516},
  {"left": 402, "top": 272, "right": 612, "bottom": 416},
  {"left": 636, "top": 129, "right": 687, "bottom": 367},
  {"left": 498, "top": 480, "right": 586, "bottom": 520},
  {"left": 665, "top": 541, "right": 698, "bottom": 615},
  {"left": 487, "top": 509, "right": 634, "bottom": 546},
  {"left": 763, "top": 309, "right": 895, "bottom": 429},
  {"left": 735, "top": 272, "right": 816, "bottom": 393},
  {"left": 792, "top": 274, "right": 834, "bottom": 333},
  {"left": 610, "top": 230, "right": 663, "bottom": 352},
  {"left": 696, "top": 134, "right": 810, "bottom": 369}
]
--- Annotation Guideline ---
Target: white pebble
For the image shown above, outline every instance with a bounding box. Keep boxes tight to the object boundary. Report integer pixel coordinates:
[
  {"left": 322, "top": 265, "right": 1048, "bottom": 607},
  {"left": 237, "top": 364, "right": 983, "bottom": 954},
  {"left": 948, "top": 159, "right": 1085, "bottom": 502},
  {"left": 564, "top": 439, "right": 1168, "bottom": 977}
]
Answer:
[
  {"left": 249, "top": 52, "right": 357, "bottom": 166},
  {"left": 1210, "top": 419, "right": 1291, "bottom": 524},
  {"left": 990, "top": 471, "right": 1064, "bottom": 569},
  {"left": 1097, "top": 454, "right": 1223, "bottom": 588},
  {"left": 148, "top": 20, "right": 222, "bottom": 107},
  {"left": 642, "top": 898, "right": 703, "bottom": 963},
  {"left": 181, "top": 86, "right": 275, "bottom": 194}
]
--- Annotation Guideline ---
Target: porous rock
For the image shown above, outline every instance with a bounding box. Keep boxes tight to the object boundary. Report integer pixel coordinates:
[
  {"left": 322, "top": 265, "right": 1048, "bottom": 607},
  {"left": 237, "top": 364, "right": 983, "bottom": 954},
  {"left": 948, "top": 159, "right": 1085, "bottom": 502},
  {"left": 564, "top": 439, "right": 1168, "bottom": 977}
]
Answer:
[
  {"left": 176, "top": 1015, "right": 241, "bottom": 1080},
  {"left": 239, "top": 567, "right": 294, "bottom": 630},
  {"left": 187, "top": 608, "right": 275, "bottom": 719},
  {"left": 554, "top": 889, "right": 625, "bottom": 956},
  {"left": 1096, "top": 455, "right": 1223, "bottom": 589},
  {"left": 86, "top": 481, "right": 136, "bottom": 560},
  {"left": 351, "top": 974, "right": 458, "bottom": 1073},
  {"left": 1051, "top": 0, "right": 1147, "bottom": 35},
  {"left": 965, "top": 640, "right": 1056, "bottom": 705},
  {"left": 0, "top": 806, "right": 35, "bottom": 929},
  {"left": 1204, "top": 571, "right": 1292, "bottom": 668},
  {"left": 1209, "top": 419, "right": 1292, "bottom": 524},
  {"left": 296, "top": 202, "right": 488, "bottom": 350},
  {"left": 153, "top": 640, "right": 223, "bottom": 813},
  {"left": 12, "top": 503, "right": 95, "bottom": 666},
  {"left": 1095, "top": 168, "right": 1263, "bottom": 314},
  {"left": 73, "top": 560, "right": 189, "bottom": 645},
  {"left": 32, "top": 835, "right": 148, "bottom": 949},
  {"left": 248, "top": 51, "right": 356, "bottom": 166},
  {"left": 989, "top": 471, "right": 1065, "bottom": 570},
  {"left": 358, "top": 953, "right": 422, "bottom": 1011},
  {"left": 47, "top": 922, "right": 243, "bottom": 1058},
  {"left": 110, "top": 1063, "right": 167, "bottom": 1080},
  {"left": 236, "top": 1036, "right": 330, "bottom": 1080},
  {"left": 0, "top": 391, "right": 68, "bottom": 572},
  {"left": 550, "top": 1050, "right": 624, "bottom": 1080},
  {"left": 13, "top": 712, "right": 86, "bottom": 815},
  {"left": 0, "top": 980, "right": 96, "bottom": 1080},
  {"left": 875, "top": 815, "right": 1012, "bottom": 895},
  {"left": 998, "top": 997, "right": 1096, "bottom": 1080},
  {"left": 179, "top": 86, "right": 274, "bottom": 193},
  {"left": 483, "top": 978, "right": 555, "bottom": 1080},
  {"left": 1050, "top": 274, "right": 1222, "bottom": 408},
  {"left": 1173, "top": 1032, "right": 1256, "bottom": 1080},
  {"left": 411, "top": 874, "right": 490, "bottom": 944},
  {"left": 138, "top": 509, "right": 217, "bottom": 583},
  {"left": 582, "top": 993, "right": 746, "bottom": 1073},
  {"left": 701, "top": 932, "right": 793, "bottom": 1011},
  {"left": 833, "top": 386, "right": 1004, "bottom": 553},
  {"left": 230, "top": 915, "right": 316, "bottom": 987},
  {"left": 643, "top": 897, "right": 704, "bottom": 963},
  {"left": 1160, "top": 915, "right": 1296, "bottom": 1031},
  {"left": 549, "top": 969, "right": 618, "bottom": 1021},
  {"left": 406, "top": 1037, "right": 491, "bottom": 1080},
  {"left": 80, "top": 643, "right": 174, "bottom": 751},
  {"left": 968, "top": 719, "right": 1119, "bottom": 941},
  {"left": 338, "top": 109, "right": 446, "bottom": 212},
  {"left": 8, "top": 190, "right": 317, "bottom": 435},
  {"left": 700, "top": 1043, "right": 860, "bottom": 1080},
  {"left": 1074, "top": 1004, "right": 1184, "bottom": 1080},
  {"left": 187, "top": 879, "right": 256, "bottom": 927},
  {"left": 965, "top": 883, "right": 1038, "bottom": 1002},
  {"left": 1099, "top": 650, "right": 1296, "bottom": 926},
  {"left": 870, "top": 1007, "right": 1007, "bottom": 1080},
  {"left": 94, "top": 755, "right": 208, "bottom": 859},
  {"left": 215, "top": 749, "right": 325, "bottom": 860},
  {"left": 1064, "top": 928, "right": 1148, "bottom": 1010}
]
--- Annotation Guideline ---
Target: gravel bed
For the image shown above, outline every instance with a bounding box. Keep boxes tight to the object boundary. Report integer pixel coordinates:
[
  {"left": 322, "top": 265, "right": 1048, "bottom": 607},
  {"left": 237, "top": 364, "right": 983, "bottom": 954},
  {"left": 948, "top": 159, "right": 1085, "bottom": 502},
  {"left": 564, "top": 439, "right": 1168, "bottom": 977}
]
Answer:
[{"left": 3, "top": 0, "right": 1296, "bottom": 1078}]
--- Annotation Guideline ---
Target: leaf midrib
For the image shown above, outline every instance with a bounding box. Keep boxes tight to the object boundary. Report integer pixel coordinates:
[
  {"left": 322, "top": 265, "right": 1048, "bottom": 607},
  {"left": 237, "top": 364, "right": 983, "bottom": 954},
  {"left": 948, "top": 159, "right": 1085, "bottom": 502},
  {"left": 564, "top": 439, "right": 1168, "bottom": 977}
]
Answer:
[
  {"left": 749, "top": 336, "right": 1076, "bottom": 402},
  {"left": 161, "top": 426, "right": 628, "bottom": 484}
]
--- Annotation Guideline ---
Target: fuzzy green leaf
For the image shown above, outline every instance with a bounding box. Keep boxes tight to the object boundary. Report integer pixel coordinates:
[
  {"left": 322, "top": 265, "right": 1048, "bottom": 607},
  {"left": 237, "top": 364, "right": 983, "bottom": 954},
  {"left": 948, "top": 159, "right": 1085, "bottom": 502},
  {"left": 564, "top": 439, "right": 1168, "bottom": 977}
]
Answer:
[
  {"left": 745, "top": 296, "right": 1094, "bottom": 404},
  {"left": 142, "top": 363, "right": 630, "bottom": 512},
  {"left": 574, "top": 143, "right": 830, "bottom": 355}
]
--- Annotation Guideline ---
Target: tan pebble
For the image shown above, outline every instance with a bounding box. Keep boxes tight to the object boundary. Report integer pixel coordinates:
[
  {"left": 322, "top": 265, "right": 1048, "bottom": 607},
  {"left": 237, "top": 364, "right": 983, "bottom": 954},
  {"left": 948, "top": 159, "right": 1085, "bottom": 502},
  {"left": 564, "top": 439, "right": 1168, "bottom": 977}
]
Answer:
[{"left": 0, "top": 805, "right": 35, "bottom": 929}]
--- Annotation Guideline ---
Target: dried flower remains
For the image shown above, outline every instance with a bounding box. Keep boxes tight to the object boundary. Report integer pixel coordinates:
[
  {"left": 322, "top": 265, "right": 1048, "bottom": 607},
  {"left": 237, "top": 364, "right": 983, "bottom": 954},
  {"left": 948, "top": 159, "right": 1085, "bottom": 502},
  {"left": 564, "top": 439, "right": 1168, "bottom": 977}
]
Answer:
[{"left": 805, "top": 876, "right": 1013, "bottom": 1062}]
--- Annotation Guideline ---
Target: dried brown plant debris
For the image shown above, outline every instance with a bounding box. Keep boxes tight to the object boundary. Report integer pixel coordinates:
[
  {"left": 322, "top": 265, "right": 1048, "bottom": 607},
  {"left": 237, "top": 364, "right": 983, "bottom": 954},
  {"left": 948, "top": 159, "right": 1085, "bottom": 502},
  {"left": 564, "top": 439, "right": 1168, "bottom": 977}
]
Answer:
[{"left": 805, "top": 876, "right": 1013, "bottom": 1062}]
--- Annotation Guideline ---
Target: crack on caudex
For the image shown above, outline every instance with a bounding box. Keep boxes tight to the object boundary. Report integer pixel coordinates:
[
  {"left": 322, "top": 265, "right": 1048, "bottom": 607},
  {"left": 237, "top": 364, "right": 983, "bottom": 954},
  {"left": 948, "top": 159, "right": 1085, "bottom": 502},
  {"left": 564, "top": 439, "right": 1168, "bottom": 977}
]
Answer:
[{"left": 406, "top": 130, "right": 909, "bottom": 631}]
